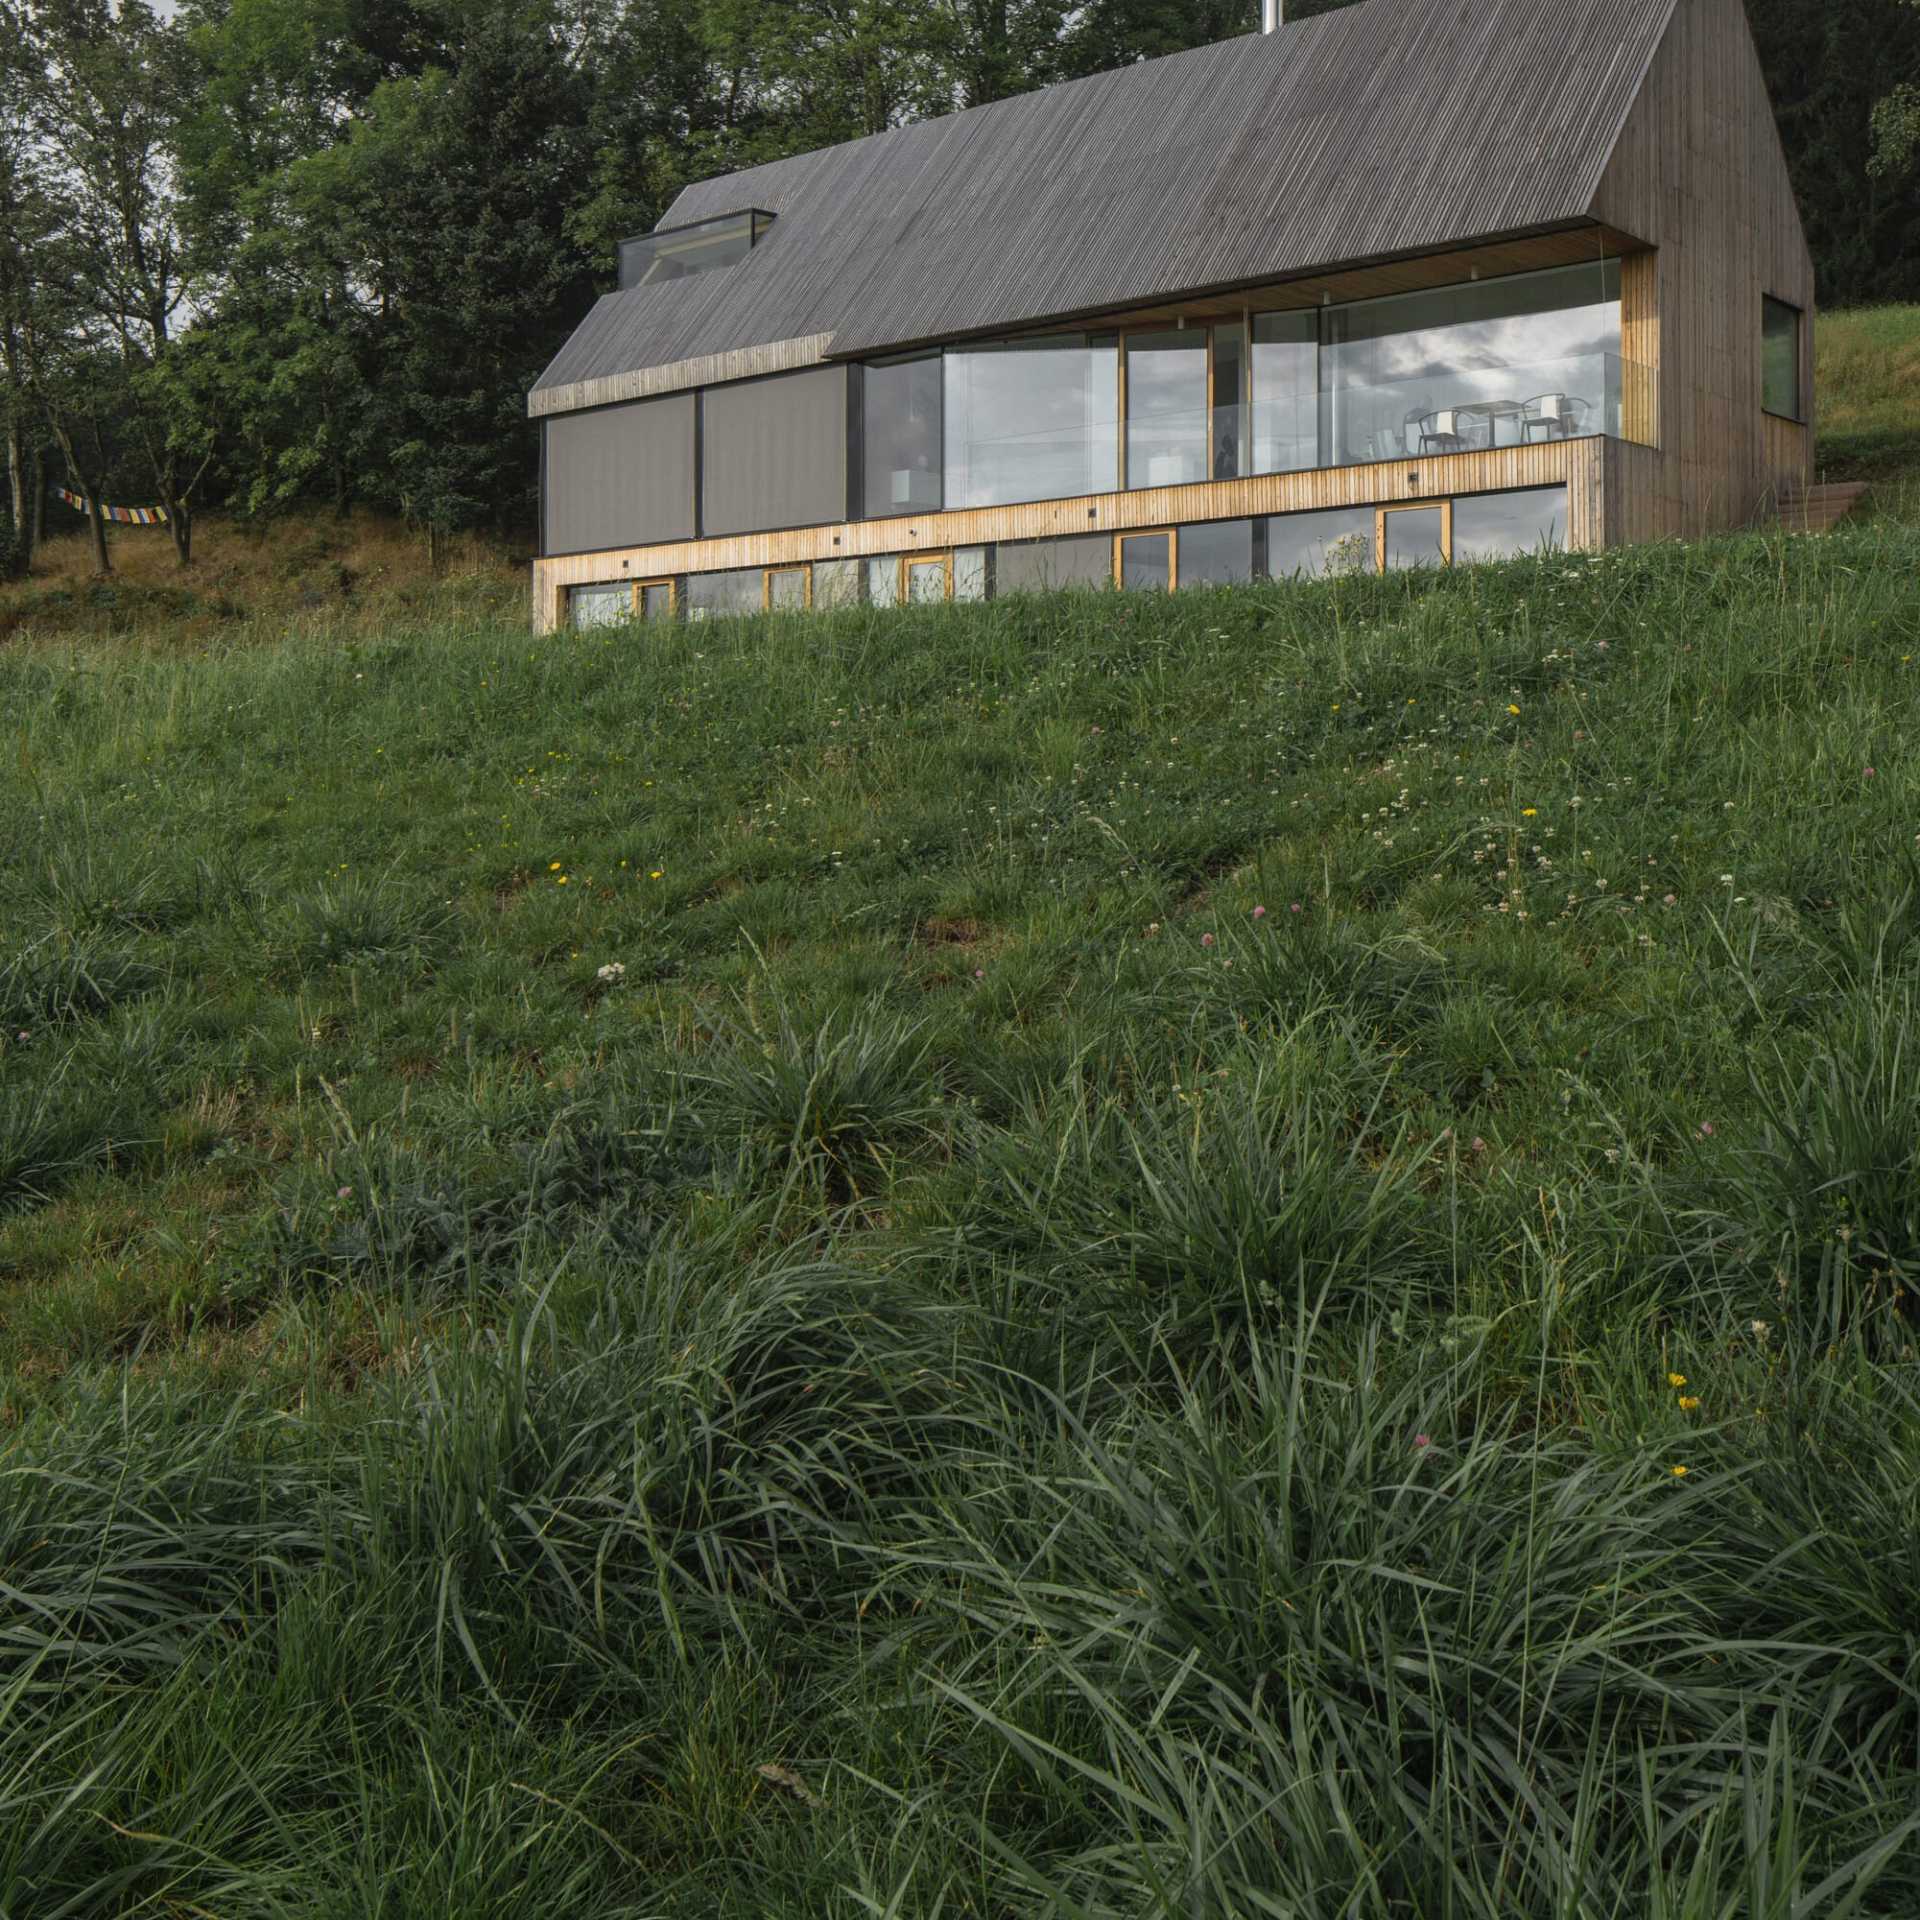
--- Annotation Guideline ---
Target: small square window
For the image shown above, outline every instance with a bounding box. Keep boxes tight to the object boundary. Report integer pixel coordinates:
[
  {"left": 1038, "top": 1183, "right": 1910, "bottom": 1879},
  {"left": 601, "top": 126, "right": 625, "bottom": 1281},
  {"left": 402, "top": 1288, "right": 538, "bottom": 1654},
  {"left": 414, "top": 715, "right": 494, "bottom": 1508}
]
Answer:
[{"left": 1763, "top": 298, "right": 1803, "bottom": 421}]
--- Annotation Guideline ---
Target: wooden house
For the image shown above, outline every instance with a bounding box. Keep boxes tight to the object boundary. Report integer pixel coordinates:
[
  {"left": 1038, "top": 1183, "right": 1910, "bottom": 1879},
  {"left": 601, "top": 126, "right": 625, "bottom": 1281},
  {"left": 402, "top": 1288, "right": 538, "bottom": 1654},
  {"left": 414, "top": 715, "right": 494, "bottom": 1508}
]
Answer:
[{"left": 530, "top": 0, "right": 1812, "bottom": 629}]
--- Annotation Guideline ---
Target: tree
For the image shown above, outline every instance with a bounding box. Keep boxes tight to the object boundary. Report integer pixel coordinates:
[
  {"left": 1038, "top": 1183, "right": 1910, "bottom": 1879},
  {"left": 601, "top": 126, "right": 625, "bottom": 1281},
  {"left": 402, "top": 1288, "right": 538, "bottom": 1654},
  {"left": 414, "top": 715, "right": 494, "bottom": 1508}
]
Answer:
[
  {"left": 1871, "top": 0, "right": 1920, "bottom": 182},
  {"left": 25, "top": 0, "right": 221, "bottom": 563}
]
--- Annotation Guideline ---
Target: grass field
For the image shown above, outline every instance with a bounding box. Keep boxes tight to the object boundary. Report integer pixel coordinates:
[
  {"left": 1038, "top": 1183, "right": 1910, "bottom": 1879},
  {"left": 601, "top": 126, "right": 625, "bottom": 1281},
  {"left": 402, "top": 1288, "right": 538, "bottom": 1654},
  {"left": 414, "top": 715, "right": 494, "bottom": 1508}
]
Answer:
[{"left": 4, "top": 316, "right": 1920, "bottom": 1914}]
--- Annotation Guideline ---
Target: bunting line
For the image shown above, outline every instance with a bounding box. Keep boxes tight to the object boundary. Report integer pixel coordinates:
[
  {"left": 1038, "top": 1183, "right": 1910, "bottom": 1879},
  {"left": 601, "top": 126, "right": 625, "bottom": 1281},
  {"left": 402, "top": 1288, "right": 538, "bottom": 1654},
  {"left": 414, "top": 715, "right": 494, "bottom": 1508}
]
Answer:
[{"left": 56, "top": 487, "right": 170, "bottom": 526}]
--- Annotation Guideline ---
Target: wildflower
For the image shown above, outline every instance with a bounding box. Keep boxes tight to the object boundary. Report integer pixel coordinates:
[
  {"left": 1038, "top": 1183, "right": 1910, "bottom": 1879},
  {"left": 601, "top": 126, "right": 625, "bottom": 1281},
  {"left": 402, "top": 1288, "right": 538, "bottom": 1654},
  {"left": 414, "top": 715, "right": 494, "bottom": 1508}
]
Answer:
[
  {"left": 1667, "top": 1372, "right": 1687, "bottom": 1388},
  {"left": 1678, "top": 1395, "right": 1701, "bottom": 1411},
  {"left": 1470, "top": 1136, "right": 1487, "bottom": 1153},
  {"left": 1413, "top": 1434, "right": 1432, "bottom": 1449},
  {"left": 649, "top": 868, "right": 664, "bottom": 879},
  {"left": 1750, "top": 1320, "right": 1771, "bottom": 1342},
  {"left": 1290, "top": 901, "right": 1302, "bottom": 914},
  {"left": 596, "top": 962, "right": 627, "bottom": 984},
  {"left": 1201, "top": 932, "right": 1215, "bottom": 948},
  {"left": 549, "top": 861, "right": 562, "bottom": 871},
  {"left": 1252, "top": 905, "right": 1267, "bottom": 919},
  {"left": 973, "top": 967, "right": 985, "bottom": 979},
  {"left": 1521, "top": 807, "right": 1538, "bottom": 817},
  {"left": 1506, "top": 703, "right": 1521, "bottom": 715},
  {"left": 337, "top": 1186, "right": 354, "bottom": 1201},
  {"left": 1670, "top": 1465, "right": 1689, "bottom": 1478},
  {"left": 1866, "top": 766, "right": 1876, "bottom": 778},
  {"left": 1698, "top": 1121, "right": 1714, "bottom": 1137},
  {"left": 556, "top": 875, "right": 569, "bottom": 885}
]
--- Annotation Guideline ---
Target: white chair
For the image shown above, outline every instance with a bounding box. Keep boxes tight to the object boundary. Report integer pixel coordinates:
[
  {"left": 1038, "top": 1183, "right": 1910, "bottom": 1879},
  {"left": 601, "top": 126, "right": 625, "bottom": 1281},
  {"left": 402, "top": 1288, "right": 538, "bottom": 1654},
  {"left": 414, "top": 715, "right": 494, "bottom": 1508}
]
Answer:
[{"left": 1521, "top": 394, "right": 1574, "bottom": 442}]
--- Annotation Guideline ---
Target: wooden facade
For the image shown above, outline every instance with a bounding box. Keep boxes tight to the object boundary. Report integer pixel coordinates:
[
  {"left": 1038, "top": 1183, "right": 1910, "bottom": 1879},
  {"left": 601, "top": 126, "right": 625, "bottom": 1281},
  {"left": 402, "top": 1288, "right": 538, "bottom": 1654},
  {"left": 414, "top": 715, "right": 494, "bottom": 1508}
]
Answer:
[{"left": 1589, "top": 0, "right": 1815, "bottom": 537}]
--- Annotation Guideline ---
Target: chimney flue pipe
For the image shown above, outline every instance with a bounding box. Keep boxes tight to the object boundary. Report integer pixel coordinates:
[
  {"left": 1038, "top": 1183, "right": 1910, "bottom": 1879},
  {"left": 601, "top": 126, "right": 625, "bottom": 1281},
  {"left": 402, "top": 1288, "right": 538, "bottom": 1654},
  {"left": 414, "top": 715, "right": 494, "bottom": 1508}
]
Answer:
[{"left": 1262, "top": 0, "right": 1281, "bottom": 29}]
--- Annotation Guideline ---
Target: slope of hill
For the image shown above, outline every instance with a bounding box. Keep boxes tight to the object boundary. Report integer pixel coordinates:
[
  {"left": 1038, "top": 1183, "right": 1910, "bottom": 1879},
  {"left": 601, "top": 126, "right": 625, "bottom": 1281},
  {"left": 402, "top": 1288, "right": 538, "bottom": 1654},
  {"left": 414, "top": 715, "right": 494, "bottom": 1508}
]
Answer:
[
  {"left": 4, "top": 509, "right": 1920, "bottom": 1911},
  {"left": 1816, "top": 301, "right": 1920, "bottom": 487}
]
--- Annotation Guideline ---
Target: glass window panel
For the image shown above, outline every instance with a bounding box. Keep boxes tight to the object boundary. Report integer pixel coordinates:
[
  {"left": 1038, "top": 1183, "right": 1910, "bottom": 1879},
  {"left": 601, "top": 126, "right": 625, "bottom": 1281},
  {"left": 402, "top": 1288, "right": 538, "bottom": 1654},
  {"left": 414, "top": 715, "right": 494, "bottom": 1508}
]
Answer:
[
  {"left": 1265, "top": 507, "right": 1375, "bottom": 579},
  {"left": 814, "top": 559, "right": 864, "bottom": 609},
  {"left": 1324, "top": 261, "right": 1622, "bottom": 468},
  {"left": 1126, "top": 331, "right": 1207, "bottom": 489},
  {"left": 619, "top": 211, "right": 771, "bottom": 289},
  {"left": 953, "top": 547, "right": 988, "bottom": 602},
  {"left": 1451, "top": 488, "right": 1567, "bottom": 562},
  {"left": 907, "top": 558, "right": 948, "bottom": 604},
  {"left": 1763, "top": 298, "right": 1802, "bottom": 418},
  {"left": 1178, "top": 519, "right": 1254, "bottom": 586},
  {"left": 944, "top": 336, "right": 1119, "bottom": 509},
  {"left": 766, "top": 567, "right": 809, "bottom": 610},
  {"left": 995, "top": 534, "right": 1112, "bottom": 593},
  {"left": 1251, "top": 311, "right": 1318, "bottom": 475},
  {"left": 638, "top": 581, "right": 675, "bottom": 621},
  {"left": 1120, "top": 533, "right": 1171, "bottom": 592},
  {"left": 569, "top": 583, "right": 631, "bottom": 628},
  {"left": 684, "top": 568, "right": 764, "bottom": 620},
  {"left": 863, "top": 355, "right": 944, "bottom": 515},
  {"left": 1211, "top": 325, "right": 1245, "bottom": 479},
  {"left": 866, "top": 556, "right": 901, "bottom": 607},
  {"left": 1381, "top": 507, "right": 1445, "bottom": 571}
]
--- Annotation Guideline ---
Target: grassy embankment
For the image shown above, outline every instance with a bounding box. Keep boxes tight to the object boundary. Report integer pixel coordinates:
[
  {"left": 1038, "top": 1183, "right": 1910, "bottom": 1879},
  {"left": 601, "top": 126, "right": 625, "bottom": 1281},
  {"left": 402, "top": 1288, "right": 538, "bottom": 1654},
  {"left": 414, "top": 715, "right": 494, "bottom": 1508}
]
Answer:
[{"left": 2, "top": 310, "right": 1920, "bottom": 1913}]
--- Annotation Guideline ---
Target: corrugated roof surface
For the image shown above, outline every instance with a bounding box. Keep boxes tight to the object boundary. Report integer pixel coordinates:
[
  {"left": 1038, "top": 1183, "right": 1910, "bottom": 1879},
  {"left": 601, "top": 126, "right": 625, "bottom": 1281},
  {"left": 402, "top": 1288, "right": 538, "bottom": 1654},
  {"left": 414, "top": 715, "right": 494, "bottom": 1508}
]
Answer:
[{"left": 532, "top": 0, "right": 1675, "bottom": 405}]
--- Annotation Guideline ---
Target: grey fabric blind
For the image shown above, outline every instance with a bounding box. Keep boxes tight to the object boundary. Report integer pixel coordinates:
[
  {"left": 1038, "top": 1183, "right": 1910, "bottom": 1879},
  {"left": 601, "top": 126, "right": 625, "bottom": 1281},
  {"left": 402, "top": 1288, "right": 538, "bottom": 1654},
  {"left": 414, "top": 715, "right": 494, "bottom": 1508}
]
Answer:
[
  {"left": 544, "top": 395, "right": 695, "bottom": 554},
  {"left": 701, "top": 367, "right": 848, "bottom": 536}
]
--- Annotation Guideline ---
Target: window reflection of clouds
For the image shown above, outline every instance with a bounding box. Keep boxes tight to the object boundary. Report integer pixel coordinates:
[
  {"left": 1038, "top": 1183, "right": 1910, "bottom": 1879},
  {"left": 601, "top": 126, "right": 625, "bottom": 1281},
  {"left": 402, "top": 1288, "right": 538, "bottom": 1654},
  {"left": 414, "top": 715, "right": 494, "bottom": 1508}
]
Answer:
[{"left": 944, "top": 338, "right": 1119, "bottom": 508}]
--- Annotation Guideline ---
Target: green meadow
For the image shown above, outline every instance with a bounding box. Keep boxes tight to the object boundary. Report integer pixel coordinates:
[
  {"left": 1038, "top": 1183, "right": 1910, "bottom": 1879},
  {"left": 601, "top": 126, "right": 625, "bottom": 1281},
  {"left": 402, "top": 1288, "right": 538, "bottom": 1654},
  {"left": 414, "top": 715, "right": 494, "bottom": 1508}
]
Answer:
[{"left": 5, "top": 346, "right": 1920, "bottom": 1909}]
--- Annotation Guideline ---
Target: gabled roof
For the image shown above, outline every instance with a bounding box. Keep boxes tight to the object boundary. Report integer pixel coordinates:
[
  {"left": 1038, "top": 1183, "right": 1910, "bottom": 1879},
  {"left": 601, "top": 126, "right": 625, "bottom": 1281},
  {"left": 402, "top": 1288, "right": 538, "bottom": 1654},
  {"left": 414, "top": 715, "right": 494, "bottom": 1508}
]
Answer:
[{"left": 532, "top": 0, "right": 1677, "bottom": 414}]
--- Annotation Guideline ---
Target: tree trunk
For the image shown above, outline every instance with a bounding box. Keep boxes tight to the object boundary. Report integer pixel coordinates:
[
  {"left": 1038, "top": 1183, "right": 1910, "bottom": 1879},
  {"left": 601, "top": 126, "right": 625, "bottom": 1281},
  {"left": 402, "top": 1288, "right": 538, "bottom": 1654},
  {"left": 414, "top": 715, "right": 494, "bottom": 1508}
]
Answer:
[
  {"left": 4, "top": 417, "right": 28, "bottom": 576},
  {"left": 168, "top": 499, "right": 191, "bottom": 567},
  {"left": 49, "top": 420, "right": 112, "bottom": 576},
  {"left": 427, "top": 519, "right": 447, "bottom": 577},
  {"left": 29, "top": 444, "right": 44, "bottom": 553}
]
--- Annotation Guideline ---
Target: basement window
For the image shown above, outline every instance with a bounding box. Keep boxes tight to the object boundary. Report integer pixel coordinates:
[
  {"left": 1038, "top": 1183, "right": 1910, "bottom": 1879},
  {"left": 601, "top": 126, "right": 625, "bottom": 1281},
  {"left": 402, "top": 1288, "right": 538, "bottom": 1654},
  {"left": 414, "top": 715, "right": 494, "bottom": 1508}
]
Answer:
[
  {"left": 1762, "top": 297, "right": 1803, "bottom": 421},
  {"left": 619, "top": 211, "right": 776, "bottom": 291}
]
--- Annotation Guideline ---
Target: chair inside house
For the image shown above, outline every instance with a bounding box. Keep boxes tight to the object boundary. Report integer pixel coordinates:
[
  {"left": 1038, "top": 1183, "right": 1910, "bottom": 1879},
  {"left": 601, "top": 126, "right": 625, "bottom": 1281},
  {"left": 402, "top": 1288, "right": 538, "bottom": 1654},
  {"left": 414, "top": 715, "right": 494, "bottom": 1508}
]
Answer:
[
  {"left": 1521, "top": 392, "right": 1582, "bottom": 441},
  {"left": 1417, "top": 408, "right": 1467, "bottom": 454}
]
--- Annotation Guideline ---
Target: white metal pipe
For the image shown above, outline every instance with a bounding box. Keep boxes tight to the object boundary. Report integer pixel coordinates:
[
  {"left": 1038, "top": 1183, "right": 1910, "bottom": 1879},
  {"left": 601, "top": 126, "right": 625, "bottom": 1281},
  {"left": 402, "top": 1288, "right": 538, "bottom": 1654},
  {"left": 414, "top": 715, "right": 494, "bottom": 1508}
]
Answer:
[{"left": 1262, "top": 0, "right": 1281, "bottom": 31}]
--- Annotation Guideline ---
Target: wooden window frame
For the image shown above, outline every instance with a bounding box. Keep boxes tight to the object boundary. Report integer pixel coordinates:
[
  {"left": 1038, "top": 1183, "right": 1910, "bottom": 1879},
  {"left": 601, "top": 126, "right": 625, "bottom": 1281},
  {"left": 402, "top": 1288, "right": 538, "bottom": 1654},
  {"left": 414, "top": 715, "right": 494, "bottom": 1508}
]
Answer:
[
  {"left": 1374, "top": 500, "right": 1453, "bottom": 572},
  {"left": 1114, "top": 526, "right": 1179, "bottom": 590},
  {"left": 763, "top": 563, "right": 813, "bottom": 611},
  {"left": 902, "top": 551, "right": 955, "bottom": 604},
  {"left": 633, "top": 575, "right": 679, "bottom": 620}
]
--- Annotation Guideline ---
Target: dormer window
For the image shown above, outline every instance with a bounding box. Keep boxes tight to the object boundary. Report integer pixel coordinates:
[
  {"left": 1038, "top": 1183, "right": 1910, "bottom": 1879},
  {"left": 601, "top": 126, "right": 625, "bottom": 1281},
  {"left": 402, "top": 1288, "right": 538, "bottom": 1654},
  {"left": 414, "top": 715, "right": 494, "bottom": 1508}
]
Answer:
[{"left": 619, "top": 211, "right": 776, "bottom": 291}]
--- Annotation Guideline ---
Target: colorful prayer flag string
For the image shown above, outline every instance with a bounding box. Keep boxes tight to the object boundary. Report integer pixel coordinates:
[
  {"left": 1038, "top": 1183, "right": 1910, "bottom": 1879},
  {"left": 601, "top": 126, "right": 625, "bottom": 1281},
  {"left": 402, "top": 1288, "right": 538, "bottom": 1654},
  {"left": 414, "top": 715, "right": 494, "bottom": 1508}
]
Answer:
[{"left": 56, "top": 487, "right": 169, "bottom": 526}]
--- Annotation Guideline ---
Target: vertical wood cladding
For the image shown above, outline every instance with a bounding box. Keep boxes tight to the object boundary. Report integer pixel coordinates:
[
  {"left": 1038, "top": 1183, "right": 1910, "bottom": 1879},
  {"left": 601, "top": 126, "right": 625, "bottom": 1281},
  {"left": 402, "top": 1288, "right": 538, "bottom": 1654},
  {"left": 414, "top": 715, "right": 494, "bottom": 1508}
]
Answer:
[{"left": 1590, "top": 0, "right": 1814, "bottom": 540}]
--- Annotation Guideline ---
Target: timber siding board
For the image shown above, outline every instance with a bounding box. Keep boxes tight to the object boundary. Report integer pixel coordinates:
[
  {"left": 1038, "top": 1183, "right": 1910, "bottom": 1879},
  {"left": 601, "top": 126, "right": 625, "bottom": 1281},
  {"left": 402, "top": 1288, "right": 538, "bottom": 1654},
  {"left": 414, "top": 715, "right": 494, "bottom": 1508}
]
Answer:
[
  {"left": 1590, "top": 0, "right": 1813, "bottom": 535},
  {"left": 531, "top": 0, "right": 1676, "bottom": 406},
  {"left": 531, "top": 442, "right": 1602, "bottom": 631}
]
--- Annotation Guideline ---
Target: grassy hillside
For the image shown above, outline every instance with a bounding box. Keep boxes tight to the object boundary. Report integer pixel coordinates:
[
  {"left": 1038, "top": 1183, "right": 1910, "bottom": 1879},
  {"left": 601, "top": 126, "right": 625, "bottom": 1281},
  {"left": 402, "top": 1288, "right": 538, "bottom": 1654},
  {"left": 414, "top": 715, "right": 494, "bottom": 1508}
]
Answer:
[
  {"left": 1816, "top": 301, "right": 1920, "bottom": 487},
  {"left": 5, "top": 514, "right": 1920, "bottom": 1912}
]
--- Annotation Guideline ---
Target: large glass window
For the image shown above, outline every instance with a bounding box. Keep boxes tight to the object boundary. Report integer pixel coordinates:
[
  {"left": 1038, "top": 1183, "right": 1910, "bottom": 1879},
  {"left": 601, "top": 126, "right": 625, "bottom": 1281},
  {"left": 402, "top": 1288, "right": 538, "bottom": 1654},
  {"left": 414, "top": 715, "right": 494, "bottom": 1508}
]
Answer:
[
  {"left": 866, "top": 556, "right": 901, "bottom": 608},
  {"left": 1126, "top": 331, "right": 1207, "bottom": 488},
  {"left": 1452, "top": 488, "right": 1566, "bottom": 562},
  {"left": 569, "top": 583, "right": 631, "bottom": 629},
  {"left": 814, "top": 559, "right": 864, "bottom": 609},
  {"left": 1251, "top": 312, "right": 1318, "bottom": 476},
  {"left": 864, "top": 355, "right": 943, "bottom": 515},
  {"left": 994, "top": 534, "right": 1113, "bottom": 593},
  {"left": 619, "top": 211, "right": 775, "bottom": 290},
  {"left": 1763, "top": 298, "right": 1802, "bottom": 419},
  {"left": 685, "top": 568, "right": 765, "bottom": 620},
  {"left": 945, "top": 336, "right": 1119, "bottom": 509},
  {"left": 1381, "top": 507, "right": 1445, "bottom": 571},
  {"left": 1178, "top": 519, "right": 1254, "bottom": 586},
  {"left": 1323, "top": 261, "right": 1621, "bottom": 467},
  {"left": 1211, "top": 325, "right": 1246, "bottom": 479},
  {"left": 1266, "top": 507, "right": 1375, "bottom": 579},
  {"left": 954, "top": 548, "right": 989, "bottom": 602},
  {"left": 1119, "top": 532, "right": 1171, "bottom": 591}
]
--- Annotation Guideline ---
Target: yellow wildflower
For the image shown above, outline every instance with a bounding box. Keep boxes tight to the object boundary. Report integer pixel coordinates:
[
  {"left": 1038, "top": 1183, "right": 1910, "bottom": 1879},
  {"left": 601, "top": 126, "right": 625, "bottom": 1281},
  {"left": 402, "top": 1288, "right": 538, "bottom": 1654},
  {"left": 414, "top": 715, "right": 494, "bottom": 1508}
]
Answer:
[
  {"left": 1667, "top": 1373, "right": 1687, "bottom": 1388},
  {"left": 549, "top": 861, "right": 562, "bottom": 871},
  {"left": 1670, "top": 1464, "right": 1689, "bottom": 1478},
  {"left": 1678, "top": 1396, "right": 1701, "bottom": 1411},
  {"left": 650, "top": 868, "right": 665, "bottom": 879},
  {"left": 1507, "top": 703, "right": 1521, "bottom": 715},
  {"left": 1521, "top": 807, "right": 1538, "bottom": 817}
]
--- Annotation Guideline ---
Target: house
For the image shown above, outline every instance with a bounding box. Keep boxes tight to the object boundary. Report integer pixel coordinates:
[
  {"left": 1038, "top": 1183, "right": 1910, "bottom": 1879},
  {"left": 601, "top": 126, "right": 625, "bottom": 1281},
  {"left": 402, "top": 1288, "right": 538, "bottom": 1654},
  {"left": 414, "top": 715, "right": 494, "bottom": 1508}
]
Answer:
[{"left": 529, "top": 0, "right": 1812, "bottom": 630}]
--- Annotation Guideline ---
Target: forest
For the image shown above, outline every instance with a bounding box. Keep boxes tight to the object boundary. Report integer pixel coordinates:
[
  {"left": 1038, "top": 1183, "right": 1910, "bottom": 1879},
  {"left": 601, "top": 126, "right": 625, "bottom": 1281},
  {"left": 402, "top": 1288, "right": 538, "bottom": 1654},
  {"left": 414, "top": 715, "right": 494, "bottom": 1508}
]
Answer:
[{"left": 2, "top": 0, "right": 1918, "bottom": 575}]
